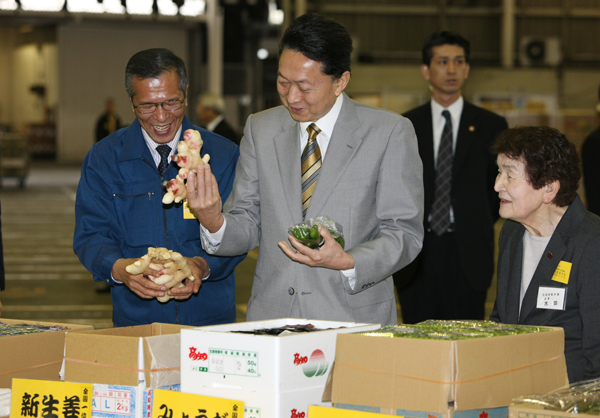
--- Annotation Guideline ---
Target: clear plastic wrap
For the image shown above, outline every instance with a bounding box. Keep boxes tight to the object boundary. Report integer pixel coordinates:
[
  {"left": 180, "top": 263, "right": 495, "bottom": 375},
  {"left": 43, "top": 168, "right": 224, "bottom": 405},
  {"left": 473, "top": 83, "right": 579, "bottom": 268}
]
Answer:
[
  {"left": 514, "top": 378, "right": 600, "bottom": 414},
  {"left": 288, "top": 216, "right": 345, "bottom": 249}
]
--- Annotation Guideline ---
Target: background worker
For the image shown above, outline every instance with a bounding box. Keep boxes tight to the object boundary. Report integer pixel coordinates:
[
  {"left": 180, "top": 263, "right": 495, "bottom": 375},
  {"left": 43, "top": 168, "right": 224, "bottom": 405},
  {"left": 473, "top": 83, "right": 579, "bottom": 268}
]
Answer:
[
  {"left": 395, "top": 31, "right": 508, "bottom": 323},
  {"left": 197, "top": 92, "right": 242, "bottom": 146}
]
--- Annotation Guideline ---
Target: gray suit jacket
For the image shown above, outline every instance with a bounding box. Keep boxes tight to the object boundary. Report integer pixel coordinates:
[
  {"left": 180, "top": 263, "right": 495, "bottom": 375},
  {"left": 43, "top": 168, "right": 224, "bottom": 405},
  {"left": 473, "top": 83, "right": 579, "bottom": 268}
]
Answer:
[
  {"left": 215, "top": 93, "right": 424, "bottom": 325},
  {"left": 490, "top": 195, "right": 600, "bottom": 383}
]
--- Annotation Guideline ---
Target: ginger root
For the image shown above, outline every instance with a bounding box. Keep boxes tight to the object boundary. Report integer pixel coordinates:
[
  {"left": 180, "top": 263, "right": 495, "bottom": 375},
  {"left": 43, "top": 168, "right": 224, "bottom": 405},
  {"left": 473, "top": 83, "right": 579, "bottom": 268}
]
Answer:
[
  {"left": 163, "top": 129, "right": 211, "bottom": 204},
  {"left": 125, "top": 247, "right": 195, "bottom": 303}
]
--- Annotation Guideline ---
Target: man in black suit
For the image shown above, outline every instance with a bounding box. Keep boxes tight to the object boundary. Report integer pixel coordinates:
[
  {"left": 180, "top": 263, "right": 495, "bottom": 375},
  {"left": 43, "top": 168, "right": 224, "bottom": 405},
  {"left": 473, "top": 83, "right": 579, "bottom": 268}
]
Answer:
[
  {"left": 580, "top": 84, "right": 600, "bottom": 216},
  {"left": 197, "top": 92, "right": 242, "bottom": 146},
  {"left": 395, "top": 31, "right": 508, "bottom": 323}
]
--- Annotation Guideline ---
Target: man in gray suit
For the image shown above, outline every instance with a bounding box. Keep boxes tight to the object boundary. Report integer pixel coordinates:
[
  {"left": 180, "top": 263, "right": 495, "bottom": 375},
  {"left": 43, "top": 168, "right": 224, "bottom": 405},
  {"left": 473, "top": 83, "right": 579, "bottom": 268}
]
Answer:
[{"left": 187, "top": 13, "right": 424, "bottom": 326}]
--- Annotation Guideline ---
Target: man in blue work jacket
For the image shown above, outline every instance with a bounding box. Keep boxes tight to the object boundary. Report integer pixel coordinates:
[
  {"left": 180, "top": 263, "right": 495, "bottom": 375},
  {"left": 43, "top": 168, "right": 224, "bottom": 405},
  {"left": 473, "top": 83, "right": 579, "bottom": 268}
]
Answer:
[{"left": 74, "top": 48, "right": 245, "bottom": 327}]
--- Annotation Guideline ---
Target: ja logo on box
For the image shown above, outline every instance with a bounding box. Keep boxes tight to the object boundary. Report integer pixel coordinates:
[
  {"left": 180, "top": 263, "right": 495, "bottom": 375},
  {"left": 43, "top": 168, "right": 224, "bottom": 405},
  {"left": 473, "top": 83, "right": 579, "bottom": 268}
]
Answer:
[{"left": 293, "top": 349, "right": 329, "bottom": 378}]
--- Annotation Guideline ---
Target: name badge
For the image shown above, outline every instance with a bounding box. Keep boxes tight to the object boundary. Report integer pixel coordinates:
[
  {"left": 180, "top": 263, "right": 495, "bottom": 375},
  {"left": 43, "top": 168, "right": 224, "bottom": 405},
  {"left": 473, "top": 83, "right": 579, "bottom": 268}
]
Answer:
[
  {"left": 537, "top": 286, "right": 567, "bottom": 310},
  {"left": 183, "top": 199, "right": 198, "bottom": 219}
]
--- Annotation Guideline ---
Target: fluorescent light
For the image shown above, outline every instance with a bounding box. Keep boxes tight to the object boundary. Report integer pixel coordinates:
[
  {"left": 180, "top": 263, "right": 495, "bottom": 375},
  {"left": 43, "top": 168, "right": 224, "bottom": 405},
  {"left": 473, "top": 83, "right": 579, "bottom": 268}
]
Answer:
[
  {"left": 102, "top": 0, "right": 126, "bottom": 14},
  {"left": 67, "top": 0, "right": 103, "bottom": 13},
  {"left": 179, "top": 0, "right": 205, "bottom": 16},
  {"left": 157, "top": 0, "right": 178, "bottom": 16},
  {"left": 126, "top": 0, "right": 153, "bottom": 15},
  {"left": 0, "top": 0, "right": 18, "bottom": 11},
  {"left": 20, "top": 0, "right": 65, "bottom": 11}
]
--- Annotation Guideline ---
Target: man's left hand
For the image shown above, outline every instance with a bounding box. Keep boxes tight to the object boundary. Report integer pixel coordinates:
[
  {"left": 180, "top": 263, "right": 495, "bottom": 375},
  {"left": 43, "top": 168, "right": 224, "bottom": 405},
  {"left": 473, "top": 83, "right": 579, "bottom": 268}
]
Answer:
[
  {"left": 166, "top": 256, "right": 207, "bottom": 300},
  {"left": 278, "top": 225, "right": 355, "bottom": 270}
]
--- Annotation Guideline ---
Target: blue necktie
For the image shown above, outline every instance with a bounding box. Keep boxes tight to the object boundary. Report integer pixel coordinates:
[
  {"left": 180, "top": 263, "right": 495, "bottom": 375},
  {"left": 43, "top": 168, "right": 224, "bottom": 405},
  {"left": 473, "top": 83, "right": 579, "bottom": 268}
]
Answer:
[{"left": 156, "top": 145, "right": 171, "bottom": 178}]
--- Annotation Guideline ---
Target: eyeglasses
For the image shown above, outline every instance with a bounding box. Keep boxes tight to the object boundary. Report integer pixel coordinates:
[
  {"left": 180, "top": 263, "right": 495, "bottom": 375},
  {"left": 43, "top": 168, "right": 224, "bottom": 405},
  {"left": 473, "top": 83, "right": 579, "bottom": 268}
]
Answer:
[{"left": 132, "top": 99, "right": 185, "bottom": 114}]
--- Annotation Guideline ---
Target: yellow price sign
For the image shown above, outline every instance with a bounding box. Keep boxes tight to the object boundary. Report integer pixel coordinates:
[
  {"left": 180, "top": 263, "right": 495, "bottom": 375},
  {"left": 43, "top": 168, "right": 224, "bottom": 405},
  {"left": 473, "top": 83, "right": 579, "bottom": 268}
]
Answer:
[
  {"left": 11, "top": 378, "right": 93, "bottom": 418},
  {"left": 151, "top": 389, "right": 243, "bottom": 418},
  {"left": 308, "top": 405, "right": 399, "bottom": 417}
]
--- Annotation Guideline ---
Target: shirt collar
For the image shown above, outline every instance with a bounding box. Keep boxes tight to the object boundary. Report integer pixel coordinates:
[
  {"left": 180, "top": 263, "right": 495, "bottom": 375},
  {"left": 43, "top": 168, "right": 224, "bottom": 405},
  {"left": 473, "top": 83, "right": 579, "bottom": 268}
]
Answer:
[
  {"left": 207, "top": 115, "right": 224, "bottom": 132},
  {"left": 431, "top": 96, "right": 464, "bottom": 123},
  {"left": 298, "top": 93, "right": 344, "bottom": 139},
  {"left": 142, "top": 124, "right": 183, "bottom": 165}
]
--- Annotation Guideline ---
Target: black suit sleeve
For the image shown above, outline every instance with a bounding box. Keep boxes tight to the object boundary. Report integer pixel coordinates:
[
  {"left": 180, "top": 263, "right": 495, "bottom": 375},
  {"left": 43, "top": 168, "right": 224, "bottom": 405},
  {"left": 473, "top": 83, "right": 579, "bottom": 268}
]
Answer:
[{"left": 581, "top": 129, "right": 600, "bottom": 217}]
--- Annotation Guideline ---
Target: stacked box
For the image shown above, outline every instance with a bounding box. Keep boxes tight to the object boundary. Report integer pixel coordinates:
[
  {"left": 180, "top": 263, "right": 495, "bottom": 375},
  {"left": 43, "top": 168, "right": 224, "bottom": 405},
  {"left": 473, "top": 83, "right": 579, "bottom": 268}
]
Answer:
[
  {"left": 180, "top": 318, "right": 381, "bottom": 418},
  {"left": 0, "top": 318, "right": 93, "bottom": 388},
  {"left": 330, "top": 321, "right": 569, "bottom": 418},
  {"left": 64, "top": 323, "right": 191, "bottom": 418}
]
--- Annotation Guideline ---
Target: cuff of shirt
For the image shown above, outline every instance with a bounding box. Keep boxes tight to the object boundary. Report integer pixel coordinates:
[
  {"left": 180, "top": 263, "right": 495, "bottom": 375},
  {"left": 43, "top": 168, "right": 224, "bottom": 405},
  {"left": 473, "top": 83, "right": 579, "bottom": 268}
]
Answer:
[
  {"left": 200, "top": 219, "right": 226, "bottom": 254},
  {"left": 341, "top": 268, "right": 356, "bottom": 290}
]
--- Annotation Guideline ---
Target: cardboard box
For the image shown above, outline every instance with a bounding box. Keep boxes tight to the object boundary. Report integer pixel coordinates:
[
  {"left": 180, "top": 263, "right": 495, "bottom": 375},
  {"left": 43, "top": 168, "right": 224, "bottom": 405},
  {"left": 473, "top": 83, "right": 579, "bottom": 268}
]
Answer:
[
  {"left": 180, "top": 318, "right": 380, "bottom": 394},
  {"left": 91, "top": 383, "right": 180, "bottom": 418},
  {"left": 64, "top": 323, "right": 191, "bottom": 388},
  {"left": 334, "top": 403, "right": 508, "bottom": 418},
  {"left": 509, "top": 403, "right": 587, "bottom": 418},
  {"left": 330, "top": 326, "right": 568, "bottom": 417},
  {"left": 0, "top": 318, "right": 93, "bottom": 388},
  {"left": 184, "top": 384, "right": 329, "bottom": 418}
]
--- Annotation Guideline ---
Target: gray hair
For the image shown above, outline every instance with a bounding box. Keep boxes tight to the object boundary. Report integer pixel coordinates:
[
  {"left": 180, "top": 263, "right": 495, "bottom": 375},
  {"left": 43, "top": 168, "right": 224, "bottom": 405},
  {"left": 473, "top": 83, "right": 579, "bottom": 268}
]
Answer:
[{"left": 198, "top": 92, "right": 225, "bottom": 115}]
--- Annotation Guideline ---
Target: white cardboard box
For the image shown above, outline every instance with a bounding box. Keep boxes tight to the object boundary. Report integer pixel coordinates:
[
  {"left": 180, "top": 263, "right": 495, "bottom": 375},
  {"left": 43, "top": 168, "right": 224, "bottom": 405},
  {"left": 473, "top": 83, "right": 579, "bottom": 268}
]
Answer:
[
  {"left": 184, "top": 384, "right": 329, "bottom": 418},
  {"left": 180, "top": 318, "right": 380, "bottom": 394}
]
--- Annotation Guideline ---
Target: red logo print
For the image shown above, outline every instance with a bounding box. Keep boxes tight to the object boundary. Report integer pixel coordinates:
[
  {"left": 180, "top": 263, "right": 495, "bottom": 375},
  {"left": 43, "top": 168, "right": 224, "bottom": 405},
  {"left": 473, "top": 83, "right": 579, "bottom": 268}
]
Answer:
[
  {"left": 293, "top": 353, "right": 308, "bottom": 365},
  {"left": 188, "top": 347, "right": 208, "bottom": 361}
]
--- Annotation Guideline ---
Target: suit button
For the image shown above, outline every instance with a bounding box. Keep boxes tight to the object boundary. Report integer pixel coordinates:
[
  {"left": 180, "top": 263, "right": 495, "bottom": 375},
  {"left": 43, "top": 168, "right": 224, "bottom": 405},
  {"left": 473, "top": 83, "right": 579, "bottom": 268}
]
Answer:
[{"left": 288, "top": 287, "right": 295, "bottom": 295}]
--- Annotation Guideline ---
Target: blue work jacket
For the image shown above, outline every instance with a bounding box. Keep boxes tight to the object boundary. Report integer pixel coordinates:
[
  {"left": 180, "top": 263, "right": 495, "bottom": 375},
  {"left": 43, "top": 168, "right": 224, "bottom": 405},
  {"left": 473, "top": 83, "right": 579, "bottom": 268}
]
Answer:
[{"left": 74, "top": 117, "right": 246, "bottom": 327}]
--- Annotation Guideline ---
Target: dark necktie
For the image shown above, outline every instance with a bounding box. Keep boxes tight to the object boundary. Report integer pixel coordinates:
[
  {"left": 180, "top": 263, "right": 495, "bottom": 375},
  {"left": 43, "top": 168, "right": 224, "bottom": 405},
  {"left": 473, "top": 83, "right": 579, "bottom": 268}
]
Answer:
[
  {"left": 301, "top": 123, "right": 322, "bottom": 219},
  {"left": 430, "top": 110, "right": 453, "bottom": 236},
  {"left": 156, "top": 144, "right": 172, "bottom": 178}
]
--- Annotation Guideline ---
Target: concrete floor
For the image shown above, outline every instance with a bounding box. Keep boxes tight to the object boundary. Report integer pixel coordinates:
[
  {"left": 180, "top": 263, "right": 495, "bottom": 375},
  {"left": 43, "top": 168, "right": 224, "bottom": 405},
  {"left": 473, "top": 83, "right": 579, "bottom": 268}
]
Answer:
[{"left": 0, "top": 161, "right": 498, "bottom": 329}]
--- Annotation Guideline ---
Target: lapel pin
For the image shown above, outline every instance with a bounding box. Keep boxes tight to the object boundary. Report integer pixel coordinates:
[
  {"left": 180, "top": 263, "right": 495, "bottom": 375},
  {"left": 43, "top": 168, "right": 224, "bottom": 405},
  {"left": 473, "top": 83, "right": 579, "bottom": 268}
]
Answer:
[
  {"left": 469, "top": 126, "right": 475, "bottom": 132},
  {"left": 547, "top": 252, "right": 553, "bottom": 259}
]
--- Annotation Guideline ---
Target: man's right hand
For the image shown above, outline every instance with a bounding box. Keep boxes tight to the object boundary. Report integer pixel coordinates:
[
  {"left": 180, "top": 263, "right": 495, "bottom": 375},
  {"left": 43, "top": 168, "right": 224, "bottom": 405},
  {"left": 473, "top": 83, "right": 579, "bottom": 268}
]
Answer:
[
  {"left": 111, "top": 258, "right": 167, "bottom": 299},
  {"left": 186, "top": 164, "right": 225, "bottom": 233}
]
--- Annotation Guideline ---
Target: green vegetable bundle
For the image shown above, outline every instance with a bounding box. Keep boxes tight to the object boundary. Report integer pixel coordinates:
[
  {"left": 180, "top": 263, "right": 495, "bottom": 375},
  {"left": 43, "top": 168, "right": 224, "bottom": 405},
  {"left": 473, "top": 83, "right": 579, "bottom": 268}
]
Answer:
[{"left": 288, "top": 216, "right": 345, "bottom": 249}]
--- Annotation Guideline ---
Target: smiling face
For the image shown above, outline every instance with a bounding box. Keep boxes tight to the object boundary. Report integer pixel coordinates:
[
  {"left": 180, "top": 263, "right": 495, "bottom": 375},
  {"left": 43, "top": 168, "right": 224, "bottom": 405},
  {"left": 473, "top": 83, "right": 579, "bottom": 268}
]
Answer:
[
  {"left": 277, "top": 49, "right": 349, "bottom": 123},
  {"left": 495, "top": 154, "right": 548, "bottom": 225},
  {"left": 421, "top": 44, "right": 470, "bottom": 106},
  {"left": 130, "top": 70, "right": 187, "bottom": 144}
]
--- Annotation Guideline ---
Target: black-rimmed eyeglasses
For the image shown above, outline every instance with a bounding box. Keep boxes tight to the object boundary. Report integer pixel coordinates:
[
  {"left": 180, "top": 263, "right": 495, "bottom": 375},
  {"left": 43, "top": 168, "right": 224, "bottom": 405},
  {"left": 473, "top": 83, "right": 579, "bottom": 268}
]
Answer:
[{"left": 132, "top": 99, "right": 185, "bottom": 114}]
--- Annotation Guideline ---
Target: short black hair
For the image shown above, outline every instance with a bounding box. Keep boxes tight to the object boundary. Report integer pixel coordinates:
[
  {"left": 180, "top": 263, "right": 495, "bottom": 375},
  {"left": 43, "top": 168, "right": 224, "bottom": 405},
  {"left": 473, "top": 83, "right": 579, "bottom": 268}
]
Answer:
[
  {"left": 493, "top": 126, "right": 580, "bottom": 207},
  {"left": 279, "top": 13, "right": 352, "bottom": 79},
  {"left": 422, "top": 31, "right": 470, "bottom": 66},
  {"left": 125, "top": 48, "right": 188, "bottom": 98}
]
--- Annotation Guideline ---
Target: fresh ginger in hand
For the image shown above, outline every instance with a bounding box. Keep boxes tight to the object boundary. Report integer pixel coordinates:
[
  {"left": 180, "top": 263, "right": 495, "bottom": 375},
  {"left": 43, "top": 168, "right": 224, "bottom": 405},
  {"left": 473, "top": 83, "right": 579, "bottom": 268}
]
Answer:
[
  {"left": 163, "top": 129, "right": 210, "bottom": 204},
  {"left": 125, "top": 247, "right": 195, "bottom": 302}
]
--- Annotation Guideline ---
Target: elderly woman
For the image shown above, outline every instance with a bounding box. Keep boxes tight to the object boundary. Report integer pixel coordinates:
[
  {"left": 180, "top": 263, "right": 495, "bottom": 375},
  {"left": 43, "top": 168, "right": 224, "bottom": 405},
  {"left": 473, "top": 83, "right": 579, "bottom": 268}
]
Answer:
[{"left": 490, "top": 126, "right": 600, "bottom": 384}]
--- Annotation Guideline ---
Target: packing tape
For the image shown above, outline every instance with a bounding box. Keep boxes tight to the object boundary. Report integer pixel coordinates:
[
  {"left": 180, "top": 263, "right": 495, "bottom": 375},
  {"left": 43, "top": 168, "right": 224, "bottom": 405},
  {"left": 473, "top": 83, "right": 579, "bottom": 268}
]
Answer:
[
  {"left": 335, "top": 353, "right": 565, "bottom": 385},
  {"left": 64, "top": 358, "right": 179, "bottom": 373},
  {"left": 0, "top": 360, "right": 62, "bottom": 376}
]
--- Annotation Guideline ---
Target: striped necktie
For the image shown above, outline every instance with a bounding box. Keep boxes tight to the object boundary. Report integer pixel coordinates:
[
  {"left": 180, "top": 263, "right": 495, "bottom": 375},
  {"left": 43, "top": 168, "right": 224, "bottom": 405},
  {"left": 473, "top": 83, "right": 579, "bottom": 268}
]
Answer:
[
  {"left": 429, "top": 110, "right": 453, "bottom": 235},
  {"left": 301, "top": 123, "right": 322, "bottom": 219}
]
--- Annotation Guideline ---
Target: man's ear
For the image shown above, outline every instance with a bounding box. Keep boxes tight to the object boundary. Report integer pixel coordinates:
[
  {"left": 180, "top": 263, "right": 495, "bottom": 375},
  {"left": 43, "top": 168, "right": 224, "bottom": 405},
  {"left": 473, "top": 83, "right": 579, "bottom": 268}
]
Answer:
[
  {"left": 334, "top": 71, "right": 351, "bottom": 96},
  {"left": 420, "top": 64, "right": 430, "bottom": 81}
]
